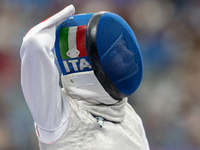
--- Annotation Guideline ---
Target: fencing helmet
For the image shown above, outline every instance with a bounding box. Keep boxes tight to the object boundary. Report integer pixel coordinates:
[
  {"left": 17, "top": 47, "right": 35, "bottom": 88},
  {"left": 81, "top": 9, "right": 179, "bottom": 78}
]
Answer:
[{"left": 55, "top": 12, "right": 143, "bottom": 100}]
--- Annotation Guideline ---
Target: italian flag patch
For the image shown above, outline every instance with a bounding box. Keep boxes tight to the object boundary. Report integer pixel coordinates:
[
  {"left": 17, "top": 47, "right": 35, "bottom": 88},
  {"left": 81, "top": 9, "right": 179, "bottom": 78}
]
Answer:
[
  {"left": 57, "top": 25, "right": 92, "bottom": 74},
  {"left": 59, "top": 25, "right": 87, "bottom": 60}
]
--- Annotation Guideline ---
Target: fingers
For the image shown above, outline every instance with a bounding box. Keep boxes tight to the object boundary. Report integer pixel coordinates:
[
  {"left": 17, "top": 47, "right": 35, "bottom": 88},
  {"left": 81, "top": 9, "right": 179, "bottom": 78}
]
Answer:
[
  {"left": 25, "top": 4, "right": 75, "bottom": 38},
  {"left": 41, "top": 4, "right": 75, "bottom": 27}
]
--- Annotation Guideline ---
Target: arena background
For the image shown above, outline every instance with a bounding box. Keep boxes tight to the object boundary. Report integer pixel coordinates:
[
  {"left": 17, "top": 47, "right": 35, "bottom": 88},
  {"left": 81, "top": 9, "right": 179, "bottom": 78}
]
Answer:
[{"left": 0, "top": 0, "right": 200, "bottom": 149}]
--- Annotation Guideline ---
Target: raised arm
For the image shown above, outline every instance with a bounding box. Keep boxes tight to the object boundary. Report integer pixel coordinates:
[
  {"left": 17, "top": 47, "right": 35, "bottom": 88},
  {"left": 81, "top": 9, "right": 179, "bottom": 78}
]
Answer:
[{"left": 20, "top": 5, "right": 75, "bottom": 143}]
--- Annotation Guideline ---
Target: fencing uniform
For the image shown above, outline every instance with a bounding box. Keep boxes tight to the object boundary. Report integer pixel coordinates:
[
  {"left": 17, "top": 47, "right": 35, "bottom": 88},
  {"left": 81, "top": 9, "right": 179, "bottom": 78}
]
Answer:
[{"left": 20, "top": 4, "right": 149, "bottom": 150}]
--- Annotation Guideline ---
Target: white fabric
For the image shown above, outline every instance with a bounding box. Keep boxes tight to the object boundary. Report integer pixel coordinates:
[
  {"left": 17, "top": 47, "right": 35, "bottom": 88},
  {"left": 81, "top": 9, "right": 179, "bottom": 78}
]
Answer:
[
  {"left": 20, "top": 4, "right": 149, "bottom": 149},
  {"left": 20, "top": 4, "right": 75, "bottom": 143},
  {"left": 38, "top": 91, "right": 150, "bottom": 150},
  {"left": 61, "top": 71, "right": 119, "bottom": 105}
]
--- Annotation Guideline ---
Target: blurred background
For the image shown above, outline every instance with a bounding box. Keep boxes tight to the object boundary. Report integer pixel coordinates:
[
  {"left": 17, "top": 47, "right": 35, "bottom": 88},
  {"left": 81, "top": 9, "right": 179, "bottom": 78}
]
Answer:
[{"left": 0, "top": 0, "right": 200, "bottom": 149}]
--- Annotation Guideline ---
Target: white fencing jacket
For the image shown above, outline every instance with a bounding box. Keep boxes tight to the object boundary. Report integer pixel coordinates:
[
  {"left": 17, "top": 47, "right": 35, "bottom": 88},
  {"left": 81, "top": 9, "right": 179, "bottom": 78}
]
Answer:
[{"left": 20, "top": 4, "right": 149, "bottom": 150}]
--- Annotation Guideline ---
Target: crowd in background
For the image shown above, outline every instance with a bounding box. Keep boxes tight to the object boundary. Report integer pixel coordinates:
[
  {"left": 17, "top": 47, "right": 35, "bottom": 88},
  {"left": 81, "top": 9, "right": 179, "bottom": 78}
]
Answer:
[{"left": 0, "top": 0, "right": 200, "bottom": 149}]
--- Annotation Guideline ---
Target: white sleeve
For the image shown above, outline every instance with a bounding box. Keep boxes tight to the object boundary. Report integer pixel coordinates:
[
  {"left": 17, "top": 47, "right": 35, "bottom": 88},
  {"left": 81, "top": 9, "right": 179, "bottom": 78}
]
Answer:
[{"left": 20, "top": 5, "right": 75, "bottom": 143}]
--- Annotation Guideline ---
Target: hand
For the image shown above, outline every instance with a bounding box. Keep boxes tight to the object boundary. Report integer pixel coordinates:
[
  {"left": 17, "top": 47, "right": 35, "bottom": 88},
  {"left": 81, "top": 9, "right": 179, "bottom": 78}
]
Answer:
[
  {"left": 25, "top": 4, "right": 75, "bottom": 39},
  {"left": 20, "top": 4, "right": 75, "bottom": 63}
]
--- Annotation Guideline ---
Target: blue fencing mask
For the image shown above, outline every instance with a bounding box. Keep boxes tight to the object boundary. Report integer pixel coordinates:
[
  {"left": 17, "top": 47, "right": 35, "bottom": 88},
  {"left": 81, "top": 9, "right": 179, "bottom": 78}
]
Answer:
[{"left": 55, "top": 11, "right": 143, "bottom": 100}]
